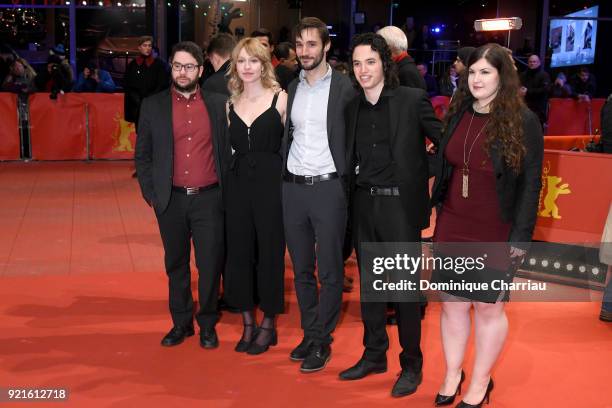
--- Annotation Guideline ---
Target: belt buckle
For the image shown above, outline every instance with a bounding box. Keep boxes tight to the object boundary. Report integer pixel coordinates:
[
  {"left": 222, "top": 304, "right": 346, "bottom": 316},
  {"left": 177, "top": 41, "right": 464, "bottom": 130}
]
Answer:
[
  {"left": 304, "top": 175, "right": 314, "bottom": 185},
  {"left": 370, "top": 186, "right": 377, "bottom": 196},
  {"left": 186, "top": 187, "right": 199, "bottom": 195}
]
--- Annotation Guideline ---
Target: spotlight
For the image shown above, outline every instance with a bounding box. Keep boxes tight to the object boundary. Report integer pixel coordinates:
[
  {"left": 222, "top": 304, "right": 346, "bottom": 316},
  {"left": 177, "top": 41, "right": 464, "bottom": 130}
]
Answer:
[
  {"left": 82, "top": 0, "right": 87, "bottom": 4},
  {"left": 566, "top": 264, "right": 573, "bottom": 271},
  {"left": 592, "top": 267, "right": 599, "bottom": 275},
  {"left": 541, "top": 259, "right": 549, "bottom": 267},
  {"left": 578, "top": 265, "right": 586, "bottom": 273},
  {"left": 98, "top": 1, "right": 103, "bottom": 5},
  {"left": 474, "top": 17, "right": 523, "bottom": 32},
  {"left": 529, "top": 258, "right": 536, "bottom": 266},
  {"left": 553, "top": 262, "right": 561, "bottom": 269},
  {"left": 117, "top": 1, "right": 121, "bottom": 5}
]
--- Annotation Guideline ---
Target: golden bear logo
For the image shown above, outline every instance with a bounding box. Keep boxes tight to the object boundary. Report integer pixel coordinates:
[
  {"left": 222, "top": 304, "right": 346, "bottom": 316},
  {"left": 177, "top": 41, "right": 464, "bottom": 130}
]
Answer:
[
  {"left": 539, "top": 175, "right": 571, "bottom": 219},
  {"left": 112, "top": 113, "right": 135, "bottom": 152}
]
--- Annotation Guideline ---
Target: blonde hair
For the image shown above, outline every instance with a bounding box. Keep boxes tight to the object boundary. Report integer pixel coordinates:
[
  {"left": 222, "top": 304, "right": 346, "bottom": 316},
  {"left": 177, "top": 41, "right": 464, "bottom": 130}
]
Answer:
[{"left": 227, "top": 37, "right": 280, "bottom": 104}]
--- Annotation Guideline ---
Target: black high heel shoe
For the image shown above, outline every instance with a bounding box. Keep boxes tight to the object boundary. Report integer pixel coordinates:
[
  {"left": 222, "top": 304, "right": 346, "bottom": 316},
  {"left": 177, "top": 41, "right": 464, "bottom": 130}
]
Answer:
[
  {"left": 234, "top": 324, "right": 258, "bottom": 353},
  {"left": 435, "top": 370, "right": 465, "bottom": 406},
  {"left": 455, "top": 378, "right": 494, "bottom": 408},
  {"left": 246, "top": 327, "right": 277, "bottom": 355}
]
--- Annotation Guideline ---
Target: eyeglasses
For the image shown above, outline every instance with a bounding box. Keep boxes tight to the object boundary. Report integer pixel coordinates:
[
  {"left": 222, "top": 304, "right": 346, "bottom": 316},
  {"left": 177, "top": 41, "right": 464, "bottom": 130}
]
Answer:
[{"left": 171, "top": 62, "right": 200, "bottom": 72}]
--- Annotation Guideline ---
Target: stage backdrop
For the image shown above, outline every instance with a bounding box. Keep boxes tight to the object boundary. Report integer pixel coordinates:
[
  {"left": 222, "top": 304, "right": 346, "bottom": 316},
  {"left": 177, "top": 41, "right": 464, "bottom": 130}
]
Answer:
[
  {"left": 0, "top": 93, "right": 20, "bottom": 160},
  {"left": 534, "top": 149, "right": 612, "bottom": 243},
  {"left": 29, "top": 93, "right": 88, "bottom": 160},
  {"left": 546, "top": 98, "right": 605, "bottom": 136},
  {"left": 85, "top": 93, "right": 137, "bottom": 160},
  {"left": 28, "top": 93, "right": 136, "bottom": 160}
]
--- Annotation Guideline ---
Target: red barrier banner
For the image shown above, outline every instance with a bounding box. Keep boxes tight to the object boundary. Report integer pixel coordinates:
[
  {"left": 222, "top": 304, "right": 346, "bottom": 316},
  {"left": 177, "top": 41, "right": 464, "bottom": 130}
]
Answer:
[
  {"left": 544, "top": 135, "right": 599, "bottom": 150},
  {"left": 430, "top": 95, "right": 450, "bottom": 120},
  {"left": 534, "top": 149, "right": 612, "bottom": 243},
  {"left": 29, "top": 93, "right": 88, "bottom": 160},
  {"left": 0, "top": 93, "right": 20, "bottom": 160},
  {"left": 546, "top": 98, "right": 605, "bottom": 136},
  {"left": 84, "top": 93, "right": 136, "bottom": 160}
]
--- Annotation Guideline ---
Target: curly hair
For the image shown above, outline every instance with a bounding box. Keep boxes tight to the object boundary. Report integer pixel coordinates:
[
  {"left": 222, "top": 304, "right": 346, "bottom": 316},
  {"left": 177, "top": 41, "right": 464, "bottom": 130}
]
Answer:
[
  {"left": 348, "top": 32, "right": 399, "bottom": 90},
  {"left": 227, "top": 37, "right": 280, "bottom": 104},
  {"left": 444, "top": 43, "right": 526, "bottom": 172}
]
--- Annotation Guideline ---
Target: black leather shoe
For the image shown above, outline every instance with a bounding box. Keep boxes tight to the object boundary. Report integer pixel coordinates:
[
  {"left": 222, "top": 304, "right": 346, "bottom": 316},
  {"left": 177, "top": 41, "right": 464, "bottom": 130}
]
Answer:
[
  {"left": 199, "top": 328, "right": 219, "bottom": 349},
  {"left": 289, "top": 337, "right": 314, "bottom": 361},
  {"left": 160, "top": 325, "right": 194, "bottom": 347},
  {"left": 300, "top": 344, "right": 331, "bottom": 373},
  {"left": 391, "top": 369, "right": 423, "bottom": 397},
  {"left": 339, "top": 358, "right": 387, "bottom": 380},
  {"left": 600, "top": 308, "right": 612, "bottom": 322},
  {"left": 435, "top": 370, "right": 465, "bottom": 406}
]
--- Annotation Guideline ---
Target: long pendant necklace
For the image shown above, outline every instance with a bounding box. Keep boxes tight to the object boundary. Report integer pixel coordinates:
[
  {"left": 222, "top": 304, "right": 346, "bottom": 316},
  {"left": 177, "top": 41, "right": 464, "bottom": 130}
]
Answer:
[{"left": 462, "top": 111, "right": 489, "bottom": 198}]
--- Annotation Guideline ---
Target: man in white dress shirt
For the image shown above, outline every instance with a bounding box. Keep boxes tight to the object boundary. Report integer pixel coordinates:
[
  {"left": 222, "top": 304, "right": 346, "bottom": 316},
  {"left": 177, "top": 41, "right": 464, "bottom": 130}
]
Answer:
[{"left": 281, "top": 17, "right": 355, "bottom": 373}]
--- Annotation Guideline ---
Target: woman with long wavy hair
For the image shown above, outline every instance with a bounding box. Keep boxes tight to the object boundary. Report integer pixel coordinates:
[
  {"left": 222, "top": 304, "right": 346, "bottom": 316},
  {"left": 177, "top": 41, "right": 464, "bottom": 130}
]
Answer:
[
  {"left": 430, "top": 43, "right": 543, "bottom": 407},
  {"left": 224, "top": 38, "right": 288, "bottom": 355}
]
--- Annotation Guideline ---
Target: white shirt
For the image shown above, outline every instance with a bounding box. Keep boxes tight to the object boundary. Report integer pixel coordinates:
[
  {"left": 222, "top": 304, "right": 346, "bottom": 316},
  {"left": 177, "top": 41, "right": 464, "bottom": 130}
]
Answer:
[{"left": 287, "top": 65, "right": 337, "bottom": 176}]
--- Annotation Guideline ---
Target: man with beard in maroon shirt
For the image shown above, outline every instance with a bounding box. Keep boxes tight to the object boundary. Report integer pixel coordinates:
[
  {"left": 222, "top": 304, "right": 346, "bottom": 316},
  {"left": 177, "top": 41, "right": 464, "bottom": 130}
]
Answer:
[{"left": 135, "top": 41, "right": 230, "bottom": 349}]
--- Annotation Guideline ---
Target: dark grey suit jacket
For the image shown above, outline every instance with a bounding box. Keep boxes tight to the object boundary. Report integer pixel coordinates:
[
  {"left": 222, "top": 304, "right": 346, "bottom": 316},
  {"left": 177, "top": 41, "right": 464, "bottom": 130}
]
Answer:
[
  {"left": 134, "top": 88, "right": 230, "bottom": 213},
  {"left": 281, "top": 69, "right": 356, "bottom": 181},
  {"left": 345, "top": 86, "right": 442, "bottom": 229}
]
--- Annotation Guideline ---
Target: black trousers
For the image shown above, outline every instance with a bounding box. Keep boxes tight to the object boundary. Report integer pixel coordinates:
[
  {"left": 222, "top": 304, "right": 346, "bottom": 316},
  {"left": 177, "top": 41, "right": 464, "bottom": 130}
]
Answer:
[
  {"left": 155, "top": 187, "right": 224, "bottom": 330},
  {"left": 282, "top": 178, "right": 346, "bottom": 345},
  {"left": 224, "top": 156, "right": 285, "bottom": 314},
  {"left": 353, "top": 187, "right": 423, "bottom": 372}
]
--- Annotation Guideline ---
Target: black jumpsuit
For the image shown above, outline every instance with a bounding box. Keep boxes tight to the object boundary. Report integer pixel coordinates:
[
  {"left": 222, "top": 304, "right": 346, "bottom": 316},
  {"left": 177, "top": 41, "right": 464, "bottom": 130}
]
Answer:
[{"left": 224, "top": 93, "right": 285, "bottom": 314}]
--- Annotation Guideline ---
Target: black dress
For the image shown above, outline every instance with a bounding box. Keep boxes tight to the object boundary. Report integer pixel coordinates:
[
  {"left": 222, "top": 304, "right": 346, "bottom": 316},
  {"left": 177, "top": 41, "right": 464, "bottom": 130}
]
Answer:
[{"left": 224, "top": 93, "right": 285, "bottom": 314}]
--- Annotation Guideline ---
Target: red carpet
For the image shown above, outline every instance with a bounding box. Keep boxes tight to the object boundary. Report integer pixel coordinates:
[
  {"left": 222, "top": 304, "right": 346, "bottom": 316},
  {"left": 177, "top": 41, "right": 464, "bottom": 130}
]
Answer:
[{"left": 0, "top": 162, "right": 610, "bottom": 407}]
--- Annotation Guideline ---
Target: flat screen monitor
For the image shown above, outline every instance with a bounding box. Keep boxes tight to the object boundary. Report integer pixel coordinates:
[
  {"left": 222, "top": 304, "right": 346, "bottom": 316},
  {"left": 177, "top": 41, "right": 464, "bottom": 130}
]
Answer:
[{"left": 549, "top": 5, "right": 598, "bottom": 68}]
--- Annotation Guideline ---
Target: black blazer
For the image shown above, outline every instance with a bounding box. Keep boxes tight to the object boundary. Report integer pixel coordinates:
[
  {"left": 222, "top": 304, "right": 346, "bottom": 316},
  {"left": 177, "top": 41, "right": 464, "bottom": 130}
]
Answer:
[
  {"left": 397, "top": 56, "right": 426, "bottom": 90},
  {"left": 430, "top": 104, "right": 544, "bottom": 246},
  {"left": 345, "top": 86, "right": 442, "bottom": 229},
  {"left": 281, "top": 69, "right": 356, "bottom": 180},
  {"left": 134, "top": 88, "right": 230, "bottom": 213},
  {"left": 123, "top": 58, "right": 169, "bottom": 123},
  {"left": 201, "top": 60, "right": 230, "bottom": 97}
]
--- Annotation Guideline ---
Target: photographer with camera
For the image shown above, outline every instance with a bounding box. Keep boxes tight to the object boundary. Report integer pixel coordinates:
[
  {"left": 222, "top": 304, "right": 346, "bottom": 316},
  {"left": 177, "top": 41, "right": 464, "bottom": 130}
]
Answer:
[
  {"left": 35, "top": 46, "right": 74, "bottom": 99},
  {"left": 73, "top": 60, "right": 116, "bottom": 93}
]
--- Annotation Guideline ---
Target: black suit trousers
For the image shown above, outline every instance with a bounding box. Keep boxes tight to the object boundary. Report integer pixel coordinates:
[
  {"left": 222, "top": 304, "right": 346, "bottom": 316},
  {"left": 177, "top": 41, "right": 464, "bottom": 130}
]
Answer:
[
  {"left": 353, "top": 187, "right": 423, "bottom": 372},
  {"left": 155, "top": 187, "right": 224, "bottom": 330}
]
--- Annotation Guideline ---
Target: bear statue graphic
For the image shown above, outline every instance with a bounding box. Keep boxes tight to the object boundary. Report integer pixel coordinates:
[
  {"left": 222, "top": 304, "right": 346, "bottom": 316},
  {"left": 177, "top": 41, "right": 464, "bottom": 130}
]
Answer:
[
  {"left": 539, "top": 175, "right": 571, "bottom": 219},
  {"left": 112, "top": 113, "right": 135, "bottom": 152}
]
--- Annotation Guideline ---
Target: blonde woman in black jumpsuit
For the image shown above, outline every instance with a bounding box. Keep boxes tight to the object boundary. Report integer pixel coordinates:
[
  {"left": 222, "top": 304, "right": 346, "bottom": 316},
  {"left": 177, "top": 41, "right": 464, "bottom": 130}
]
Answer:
[{"left": 224, "top": 37, "right": 288, "bottom": 355}]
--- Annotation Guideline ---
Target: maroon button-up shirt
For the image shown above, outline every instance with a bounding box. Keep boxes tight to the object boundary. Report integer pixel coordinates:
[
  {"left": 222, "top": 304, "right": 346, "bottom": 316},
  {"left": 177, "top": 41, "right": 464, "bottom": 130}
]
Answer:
[{"left": 171, "top": 86, "right": 218, "bottom": 187}]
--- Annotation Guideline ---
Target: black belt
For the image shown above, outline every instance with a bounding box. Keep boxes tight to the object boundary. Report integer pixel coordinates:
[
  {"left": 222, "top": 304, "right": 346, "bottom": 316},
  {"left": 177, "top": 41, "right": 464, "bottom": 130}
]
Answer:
[
  {"left": 283, "top": 172, "right": 339, "bottom": 185},
  {"left": 366, "top": 186, "right": 400, "bottom": 196},
  {"left": 172, "top": 182, "right": 219, "bottom": 195}
]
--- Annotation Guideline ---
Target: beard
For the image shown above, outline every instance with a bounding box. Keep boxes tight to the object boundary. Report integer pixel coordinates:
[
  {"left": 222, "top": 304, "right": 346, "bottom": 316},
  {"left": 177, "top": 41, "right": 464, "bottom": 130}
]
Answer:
[
  {"left": 298, "top": 48, "right": 325, "bottom": 71},
  {"left": 172, "top": 76, "right": 199, "bottom": 93}
]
